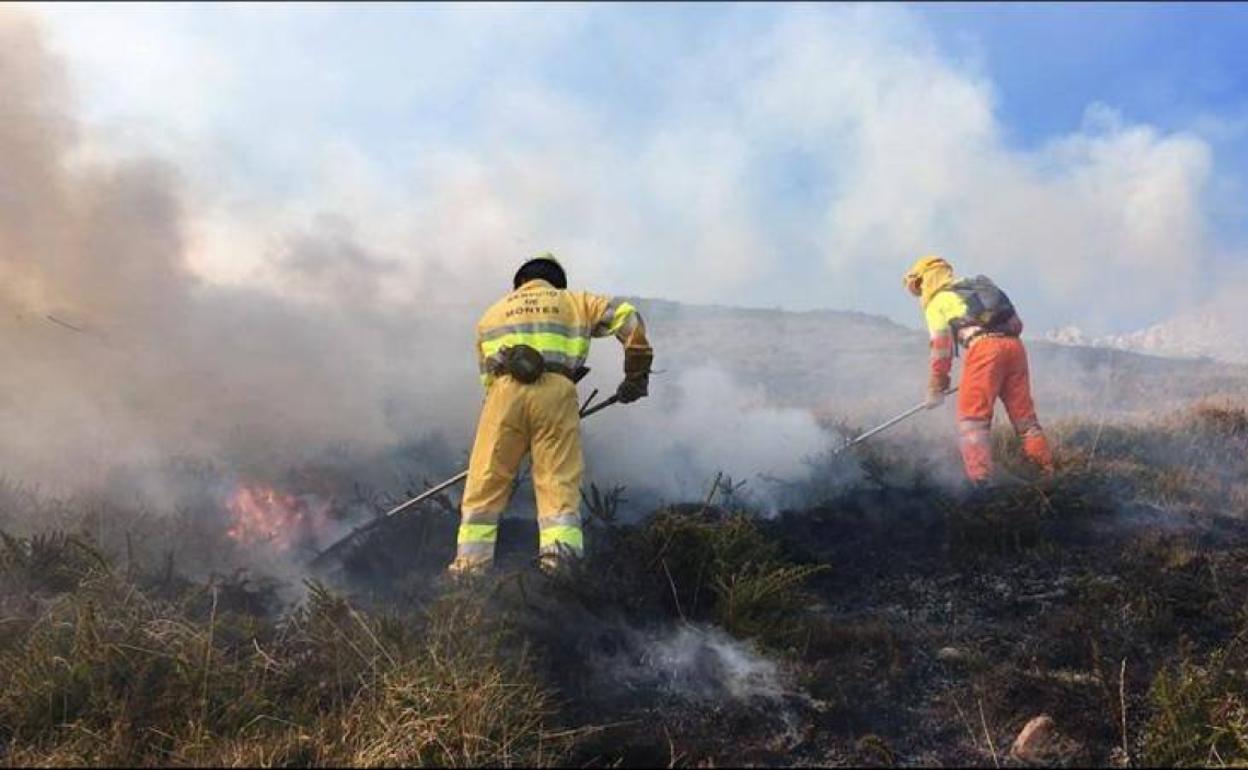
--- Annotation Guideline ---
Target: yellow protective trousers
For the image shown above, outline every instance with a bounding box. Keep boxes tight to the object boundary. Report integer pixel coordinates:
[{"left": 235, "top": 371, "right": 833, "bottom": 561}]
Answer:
[{"left": 454, "top": 373, "right": 584, "bottom": 569}]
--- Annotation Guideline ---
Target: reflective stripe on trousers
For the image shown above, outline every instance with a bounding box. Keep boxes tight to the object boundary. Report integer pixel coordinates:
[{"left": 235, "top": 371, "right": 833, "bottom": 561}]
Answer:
[
  {"left": 454, "top": 375, "right": 584, "bottom": 568},
  {"left": 454, "top": 511, "right": 500, "bottom": 566},
  {"left": 955, "top": 336, "right": 1054, "bottom": 481},
  {"left": 453, "top": 511, "right": 585, "bottom": 564},
  {"left": 538, "top": 511, "right": 584, "bottom": 556},
  {"left": 957, "top": 418, "right": 994, "bottom": 483}
]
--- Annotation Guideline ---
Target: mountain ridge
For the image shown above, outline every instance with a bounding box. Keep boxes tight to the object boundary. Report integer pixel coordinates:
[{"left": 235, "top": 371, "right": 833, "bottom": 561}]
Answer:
[{"left": 621, "top": 297, "right": 1248, "bottom": 422}]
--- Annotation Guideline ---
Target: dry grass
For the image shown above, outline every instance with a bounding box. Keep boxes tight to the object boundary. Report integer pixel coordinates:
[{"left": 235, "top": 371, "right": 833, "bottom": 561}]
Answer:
[
  {"left": 0, "top": 483, "right": 829, "bottom": 767},
  {"left": 0, "top": 541, "right": 568, "bottom": 767},
  {"left": 1050, "top": 398, "right": 1248, "bottom": 513}
]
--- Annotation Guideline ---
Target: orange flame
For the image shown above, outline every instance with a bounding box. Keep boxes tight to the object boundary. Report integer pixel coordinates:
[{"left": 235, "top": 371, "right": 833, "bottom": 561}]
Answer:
[{"left": 225, "top": 484, "right": 332, "bottom": 550}]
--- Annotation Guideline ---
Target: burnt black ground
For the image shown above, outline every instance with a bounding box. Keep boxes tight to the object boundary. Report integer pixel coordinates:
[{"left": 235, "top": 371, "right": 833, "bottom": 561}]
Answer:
[
  {"left": 764, "top": 478, "right": 1248, "bottom": 766},
  {"left": 310, "top": 466, "right": 1248, "bottom": 766}
]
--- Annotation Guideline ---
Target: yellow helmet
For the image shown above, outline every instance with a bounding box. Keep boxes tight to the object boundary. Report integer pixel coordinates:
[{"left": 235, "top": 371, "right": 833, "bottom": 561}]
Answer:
[
  {"left": 513, "top": 251, "right": 567, "bottom": 289},
  {"left": 903, "top": 255, "right": 951, "bottom": 297}
]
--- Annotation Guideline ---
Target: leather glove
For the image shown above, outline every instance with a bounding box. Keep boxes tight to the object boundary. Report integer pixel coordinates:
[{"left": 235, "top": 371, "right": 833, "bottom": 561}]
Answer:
[
  {"left": 616, "top": 374, "right": 649, "bottom": 404},
  {"left": 924, "top": 390, "right": 946, "bottom": 410},
  {"left": 619, "top": 348, "right": 653, "bottom": 404},
  {"left": 623, "top": 349, "right": 654, "bottom": 378}
]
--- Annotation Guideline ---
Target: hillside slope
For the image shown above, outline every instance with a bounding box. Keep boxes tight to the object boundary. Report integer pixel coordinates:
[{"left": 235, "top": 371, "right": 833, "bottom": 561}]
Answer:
[{"left": 635, "top": 299, "right": 1248, "bottom": 423}]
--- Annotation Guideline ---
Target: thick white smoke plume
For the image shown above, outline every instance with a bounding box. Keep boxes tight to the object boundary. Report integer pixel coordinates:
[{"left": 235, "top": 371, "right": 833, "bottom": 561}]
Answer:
[
  {"left": 0, "top": 10, "right": 838, "bottom": 519},
  {"left": 584, "top": 366, "right": 836, "bottom": 509},
  {"left": 0, "top": 11, "right": 463, "bottom": 491},
  {"left": 4, "top": 5, "right": 1245, "bottom": 523}
]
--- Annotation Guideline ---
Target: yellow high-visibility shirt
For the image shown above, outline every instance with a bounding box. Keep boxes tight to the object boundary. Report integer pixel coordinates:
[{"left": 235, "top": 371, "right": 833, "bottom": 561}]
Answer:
[
  {"left": 924, "top": 290, "right": 970, "bottom": 337},
  {"left": 923, "top": 290, "right": 968, "bottom": 380}
]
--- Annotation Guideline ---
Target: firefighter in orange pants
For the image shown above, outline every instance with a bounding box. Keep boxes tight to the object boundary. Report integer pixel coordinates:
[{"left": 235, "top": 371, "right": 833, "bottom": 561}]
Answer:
[
  {"left": 903, "top": 256, "right": 1054, "bottom": 483},
  {"left": 450, "top": 253, "right": 653, "bottom": 574}
]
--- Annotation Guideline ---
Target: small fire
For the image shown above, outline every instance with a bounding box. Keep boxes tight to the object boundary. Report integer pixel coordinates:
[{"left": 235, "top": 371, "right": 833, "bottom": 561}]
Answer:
[{"left": 225, "top": 484, "right": 333, "bottom": 551}]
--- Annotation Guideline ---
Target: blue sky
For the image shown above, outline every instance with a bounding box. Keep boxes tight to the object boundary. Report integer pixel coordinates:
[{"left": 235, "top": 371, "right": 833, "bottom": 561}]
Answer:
[
  {"left": 29, "top": 2, "right": 1248, "bottom": 334},
  {"left": 921, "top": 3, "right": 1248, "bottom": 144},
  {"left": 920, "top": 2, "right": 1248, "bottom": 256}
]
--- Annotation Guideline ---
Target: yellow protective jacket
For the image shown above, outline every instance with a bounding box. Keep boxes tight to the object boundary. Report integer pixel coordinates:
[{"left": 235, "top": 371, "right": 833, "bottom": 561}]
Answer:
[{"left": 475, "top": 279, "right": 653, "bottom": 388}]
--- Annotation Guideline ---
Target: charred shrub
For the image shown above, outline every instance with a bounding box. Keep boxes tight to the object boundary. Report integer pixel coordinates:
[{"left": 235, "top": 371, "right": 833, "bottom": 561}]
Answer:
[
  {"left": 943, "top": 484, "right": 1051, "bottom": 559},
  {"left": 942, "top": 467, "right": 1118, "bottom": 563}
]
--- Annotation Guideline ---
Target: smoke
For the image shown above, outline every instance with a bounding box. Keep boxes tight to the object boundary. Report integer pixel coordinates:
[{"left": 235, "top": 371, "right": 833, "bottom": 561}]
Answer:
[
  {"left": 578, "top": 621, "right": 811, "bottom": 752},
  {"left": 654, "top": 6, "right": 1227, "bottom": 334},
  {"left": 2, "top": 12, "right": 443, "bottom": 492},
  {"left": 0, "top": 9, "right": 841, "bottom": 537},
  {"left": 608, "top": 623, "right": 793, "bottom": 703},
  {"left": 1044, "top": 263, "right": 1248, "bottom": 365},
  {"left": 583, "top": 366, "right": 839, "bottom": 511},
  {"left": 4, "top": 4, "right": 1245, "bottom": 537},
  {"left": 31, "top": 4, "right": 1245, "bottom": 336}
]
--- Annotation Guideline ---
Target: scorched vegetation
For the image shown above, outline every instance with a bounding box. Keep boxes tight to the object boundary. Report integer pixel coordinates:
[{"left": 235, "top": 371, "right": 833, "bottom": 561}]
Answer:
[{"left": 1, "top": 400, "right": 1247, "bottom": 767}]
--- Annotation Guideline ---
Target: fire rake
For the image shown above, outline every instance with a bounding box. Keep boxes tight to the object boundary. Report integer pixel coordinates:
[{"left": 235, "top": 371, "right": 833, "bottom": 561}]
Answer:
[{"left": 832, "top": 387, "right": 959, "bottom": 456}]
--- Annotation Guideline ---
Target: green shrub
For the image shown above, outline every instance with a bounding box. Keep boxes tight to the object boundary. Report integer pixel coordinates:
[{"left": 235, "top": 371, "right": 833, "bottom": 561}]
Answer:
[
  {"left": 641, "top": 509, "right": 827, "bottom": 649},
  {"left": 1141, "top": 638, "right": 1248, "bottom": 767}
]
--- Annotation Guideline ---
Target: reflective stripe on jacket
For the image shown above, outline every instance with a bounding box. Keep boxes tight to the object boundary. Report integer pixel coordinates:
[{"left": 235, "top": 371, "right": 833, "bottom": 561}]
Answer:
[{"left": 475, "top": 279, "right": 652, "bottom": 388}]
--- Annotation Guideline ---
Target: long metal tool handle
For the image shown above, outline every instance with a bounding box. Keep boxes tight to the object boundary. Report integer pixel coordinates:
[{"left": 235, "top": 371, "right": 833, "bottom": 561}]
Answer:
[
  {"left": 310, "top": 387, "right": 623, "bottom": 568},
  {"left": 309, "top": 470, "right": 469, "bottom": 568},
  {"left": 579, "top": 393, "right": 620, "bottom": 419},
  {"left": 834, "top": 387, "right": 959, "bottom": 455},
  {"left": 380, "top": 470, "right": 469, "bottom": 520}
]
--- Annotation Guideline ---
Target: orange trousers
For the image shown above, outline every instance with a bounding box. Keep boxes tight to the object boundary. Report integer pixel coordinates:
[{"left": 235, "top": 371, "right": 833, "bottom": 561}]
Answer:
[{"left": 955, "top": 336, "right": 1053, "bottom": 482}]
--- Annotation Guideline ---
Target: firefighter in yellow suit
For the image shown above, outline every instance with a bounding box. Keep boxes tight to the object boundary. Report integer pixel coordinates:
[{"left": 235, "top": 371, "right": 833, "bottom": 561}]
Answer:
[{"left": 450, "top": 253, "right": 654, "bottom": 573}]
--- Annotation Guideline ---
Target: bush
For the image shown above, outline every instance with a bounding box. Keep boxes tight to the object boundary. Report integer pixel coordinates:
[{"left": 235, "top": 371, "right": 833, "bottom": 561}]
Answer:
[
  {"left": 1141, "top": 637, "right": 1248, "bottom": 768},
  {"left": 637, "top": 508, "right": 826, "bottom": 649}
]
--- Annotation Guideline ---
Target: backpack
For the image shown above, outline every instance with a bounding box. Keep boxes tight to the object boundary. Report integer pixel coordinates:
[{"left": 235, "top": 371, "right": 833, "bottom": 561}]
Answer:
[{"left": 941, "top": 275, "right": 1017, "bottom": 333}]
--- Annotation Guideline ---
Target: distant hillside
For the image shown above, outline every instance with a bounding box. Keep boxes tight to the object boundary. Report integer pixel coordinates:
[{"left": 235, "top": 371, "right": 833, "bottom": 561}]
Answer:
[{"left": 634, "top": 298, "right": 1248, "bottom": 423}]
